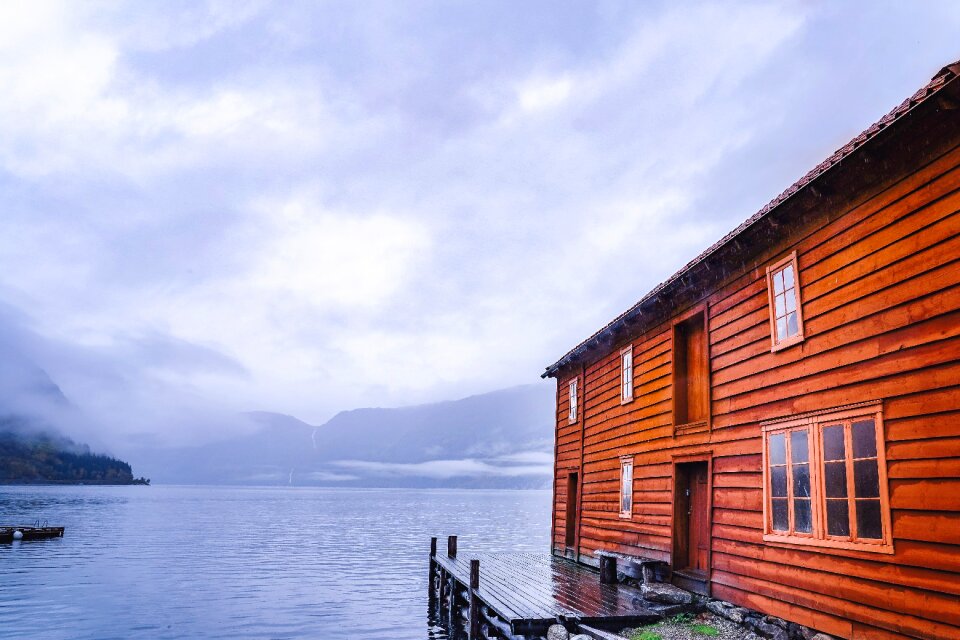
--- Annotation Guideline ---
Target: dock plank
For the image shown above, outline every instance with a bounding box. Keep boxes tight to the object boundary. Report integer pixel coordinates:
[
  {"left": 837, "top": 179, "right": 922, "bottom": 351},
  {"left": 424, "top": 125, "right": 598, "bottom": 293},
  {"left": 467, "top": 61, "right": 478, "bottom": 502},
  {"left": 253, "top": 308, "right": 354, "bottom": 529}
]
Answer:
[
  {"left": 441, "top": 554, "right": 533, "bottom": 620},
  {"left": 439, "top": 553, "right": 536, "bottom": 620},
  {"left": 433, "top": 552, "right": 659, "bottom": 635}
]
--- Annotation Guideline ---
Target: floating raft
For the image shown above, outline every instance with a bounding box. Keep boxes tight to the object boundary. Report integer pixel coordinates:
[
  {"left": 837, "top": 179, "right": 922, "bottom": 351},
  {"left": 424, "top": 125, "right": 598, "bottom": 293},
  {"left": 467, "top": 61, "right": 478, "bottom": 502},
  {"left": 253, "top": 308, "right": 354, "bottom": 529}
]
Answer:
[
  {"left": 429, "top": 537, "right": 659, "bottom": 639},
  {"left": 0, "top": 526, "right": 65, "bottom": 543}
]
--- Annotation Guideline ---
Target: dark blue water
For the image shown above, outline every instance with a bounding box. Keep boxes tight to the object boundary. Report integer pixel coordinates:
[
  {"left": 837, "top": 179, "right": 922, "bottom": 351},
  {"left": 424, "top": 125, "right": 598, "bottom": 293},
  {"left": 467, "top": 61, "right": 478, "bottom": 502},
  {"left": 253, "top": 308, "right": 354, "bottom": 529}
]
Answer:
[{"left": 0, "top": 486, "right": 551, "bottom": 639}]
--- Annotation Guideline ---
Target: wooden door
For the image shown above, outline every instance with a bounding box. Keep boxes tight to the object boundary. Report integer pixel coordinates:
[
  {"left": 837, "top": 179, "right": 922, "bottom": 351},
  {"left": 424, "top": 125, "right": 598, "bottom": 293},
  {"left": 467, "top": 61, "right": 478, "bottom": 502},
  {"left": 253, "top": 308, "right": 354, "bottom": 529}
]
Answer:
[
  {"left": 673, "top": 461, "right": 710, "bottom": 576},
  {"left": 686, "top": 464, "right": 709, "bottom": 572},
  {"left": 565, "top": 472, "right": 578, "bottom": 548}
]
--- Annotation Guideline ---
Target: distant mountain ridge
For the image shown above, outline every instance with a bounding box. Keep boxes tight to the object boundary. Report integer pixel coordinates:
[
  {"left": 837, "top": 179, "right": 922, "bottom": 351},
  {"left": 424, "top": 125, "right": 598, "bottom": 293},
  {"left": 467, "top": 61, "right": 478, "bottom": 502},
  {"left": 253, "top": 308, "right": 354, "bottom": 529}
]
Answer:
[{"left": 132, "top": 384, "right": 556, "bottom": 488}]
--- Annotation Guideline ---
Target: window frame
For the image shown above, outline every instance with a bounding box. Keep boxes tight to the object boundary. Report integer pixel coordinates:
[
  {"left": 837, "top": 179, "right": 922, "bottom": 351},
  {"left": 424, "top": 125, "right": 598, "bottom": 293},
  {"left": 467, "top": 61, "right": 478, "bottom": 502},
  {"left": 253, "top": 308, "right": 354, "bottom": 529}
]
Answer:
[
  {"left": 765, "top": 251, "right": 806, "bottom": 352},
  {"left": 619, "top": 456, "right": 634, "bottom": 519},
  {"left": 761, "top": 401, "right": 893, "bottom": 554},
  {"left": 620, "top": 345, "right": 634, "bottom": 404},
  {"left": 568, "top": 378, "right": 578, "bottom": 424}
]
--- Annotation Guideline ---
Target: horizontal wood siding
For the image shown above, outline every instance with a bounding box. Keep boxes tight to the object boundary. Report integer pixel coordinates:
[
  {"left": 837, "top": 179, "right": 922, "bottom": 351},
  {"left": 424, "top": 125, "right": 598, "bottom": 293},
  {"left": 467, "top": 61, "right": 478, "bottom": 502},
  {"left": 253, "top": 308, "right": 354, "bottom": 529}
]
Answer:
[
  {"left": 553, "top": 370, "right": 582, "bottom": 550},
  {"left": 553, "top": 140, "right": 960, "bottom": 639}
]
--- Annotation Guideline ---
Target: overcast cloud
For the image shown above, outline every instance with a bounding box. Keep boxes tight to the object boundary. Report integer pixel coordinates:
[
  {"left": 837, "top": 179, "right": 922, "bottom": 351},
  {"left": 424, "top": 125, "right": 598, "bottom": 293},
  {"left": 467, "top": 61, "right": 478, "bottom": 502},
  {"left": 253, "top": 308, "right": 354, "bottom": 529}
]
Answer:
[{"left": 1, "top": 1, "right": 958, "bottom": 447}]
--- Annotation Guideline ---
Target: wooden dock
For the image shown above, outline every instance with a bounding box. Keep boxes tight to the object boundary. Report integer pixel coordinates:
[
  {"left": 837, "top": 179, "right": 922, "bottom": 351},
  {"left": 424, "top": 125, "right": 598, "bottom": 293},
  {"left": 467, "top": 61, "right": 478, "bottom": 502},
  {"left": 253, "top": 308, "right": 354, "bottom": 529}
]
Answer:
[
  {"left": 429, "top": 536, "right": 660, "bottom": 639},
  {"left": 0, "top": 526, "right": 65, "bottom": 543}
]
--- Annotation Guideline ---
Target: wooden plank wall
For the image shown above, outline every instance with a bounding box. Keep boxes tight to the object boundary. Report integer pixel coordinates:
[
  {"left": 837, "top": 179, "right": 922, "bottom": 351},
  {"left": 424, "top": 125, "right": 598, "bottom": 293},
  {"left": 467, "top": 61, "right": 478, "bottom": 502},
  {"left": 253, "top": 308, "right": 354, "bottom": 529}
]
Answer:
[
  {"left": 554, "top": 371, "right": 582, "bottom": 551},
  {"left": 551, "top": 140, "right": 960, "bottom": 639}
]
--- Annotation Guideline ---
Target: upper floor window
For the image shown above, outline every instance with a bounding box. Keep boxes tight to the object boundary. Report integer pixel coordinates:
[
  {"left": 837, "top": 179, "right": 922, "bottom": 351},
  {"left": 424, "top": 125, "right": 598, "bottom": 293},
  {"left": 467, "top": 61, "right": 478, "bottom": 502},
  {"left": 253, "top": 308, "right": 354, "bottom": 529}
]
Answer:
[
  {"left": 620, "top": 347, "right": 633, "bottom": 403},
  {"left": 619, "top": 456, "right": 633, "bottom": 518},
  {"left": 673, "top": 309, "right": 709, "bottom": 432},
  {"left": 762, "top": 401, "right": 893, "bottom": 554},
  {"left": 568, "top": 379, "right": 578, "bottom": 423},
  {"left": 766, "top": 252, "right": 805, "bottom": 351}
]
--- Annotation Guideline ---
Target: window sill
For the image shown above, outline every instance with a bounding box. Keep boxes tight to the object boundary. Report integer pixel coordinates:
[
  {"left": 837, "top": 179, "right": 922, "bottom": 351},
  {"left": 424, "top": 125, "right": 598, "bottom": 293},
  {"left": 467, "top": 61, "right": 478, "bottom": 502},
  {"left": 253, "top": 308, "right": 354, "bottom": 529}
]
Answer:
[
  {"left": 675, "top": 420, "right": 709, "bottom": 434},
  {"left": 770, "top": 334, "right": 805, "bottom": 353},
  {"left": 763, "top": 533, "right": 894, "bottom": 555},
  {"left": 620, "top": 396, "right": 634, "bottom": 406},
  {"left": 618, "top": 511, "right": 632, "bottom": 519}
]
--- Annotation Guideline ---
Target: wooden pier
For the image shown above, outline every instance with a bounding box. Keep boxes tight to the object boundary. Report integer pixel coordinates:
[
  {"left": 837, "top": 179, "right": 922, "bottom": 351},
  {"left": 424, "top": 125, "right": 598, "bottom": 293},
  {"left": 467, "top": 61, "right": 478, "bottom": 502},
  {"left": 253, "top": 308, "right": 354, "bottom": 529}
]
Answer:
[
  {"left": 0, "top": 526, "right": 65, "bottom": 543},
  {"left": 429, "top": 536, "right": 660, "bottom": 639}
]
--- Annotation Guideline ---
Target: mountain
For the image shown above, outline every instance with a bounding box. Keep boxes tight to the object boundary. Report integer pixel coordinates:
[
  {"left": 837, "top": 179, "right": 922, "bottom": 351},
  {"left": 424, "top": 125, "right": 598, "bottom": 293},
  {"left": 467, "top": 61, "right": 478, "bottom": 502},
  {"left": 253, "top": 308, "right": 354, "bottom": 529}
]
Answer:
[
  {"left": 0, "top": 419, "right": 148, "bottom": 485},
  {"left": 0, "top": 359, "right": 148, "bottom": 485},
  {"left": 131, "top": 384, "right": 556, "bottom": 488},
  {"left": 0, "top": 418, "right": 149, "bottom": 486}
]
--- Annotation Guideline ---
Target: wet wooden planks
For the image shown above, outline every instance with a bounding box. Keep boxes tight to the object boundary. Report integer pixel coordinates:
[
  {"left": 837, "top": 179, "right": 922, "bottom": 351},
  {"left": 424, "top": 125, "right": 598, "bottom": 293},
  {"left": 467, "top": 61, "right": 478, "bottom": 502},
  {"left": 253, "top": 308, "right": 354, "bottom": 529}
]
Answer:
[{"left": 434, "top": 551, "right": 658, "bottom": 635}]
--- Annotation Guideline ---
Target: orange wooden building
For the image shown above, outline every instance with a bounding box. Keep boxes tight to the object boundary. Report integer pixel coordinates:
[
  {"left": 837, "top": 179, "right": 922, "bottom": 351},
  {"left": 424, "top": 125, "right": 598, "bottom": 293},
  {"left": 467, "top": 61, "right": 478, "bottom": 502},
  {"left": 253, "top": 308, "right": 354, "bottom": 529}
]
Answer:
[{"left": 543, "top": 60, "right": 960, "bottom": 640}]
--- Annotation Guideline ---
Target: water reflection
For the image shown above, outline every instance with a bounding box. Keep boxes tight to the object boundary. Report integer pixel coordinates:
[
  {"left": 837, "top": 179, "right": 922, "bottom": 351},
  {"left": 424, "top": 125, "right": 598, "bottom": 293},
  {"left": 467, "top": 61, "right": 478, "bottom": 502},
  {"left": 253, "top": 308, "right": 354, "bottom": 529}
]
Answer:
[{"left": 0, "top": 486, "right": 550, "bottom": 640}]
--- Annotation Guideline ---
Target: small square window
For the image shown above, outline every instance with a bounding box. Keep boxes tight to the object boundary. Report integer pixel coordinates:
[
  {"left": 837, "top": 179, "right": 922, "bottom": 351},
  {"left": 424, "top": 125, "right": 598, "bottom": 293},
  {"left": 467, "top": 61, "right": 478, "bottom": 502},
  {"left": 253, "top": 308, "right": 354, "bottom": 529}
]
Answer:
[
  {"left": 620, "top": 347, "right": 634, "bottom": 403},
  {"left": 766, "top": 252, "right": 805, "bottom": 351},
  {"left": 568, "top": 379, "right": 578, "bottom": 423}
]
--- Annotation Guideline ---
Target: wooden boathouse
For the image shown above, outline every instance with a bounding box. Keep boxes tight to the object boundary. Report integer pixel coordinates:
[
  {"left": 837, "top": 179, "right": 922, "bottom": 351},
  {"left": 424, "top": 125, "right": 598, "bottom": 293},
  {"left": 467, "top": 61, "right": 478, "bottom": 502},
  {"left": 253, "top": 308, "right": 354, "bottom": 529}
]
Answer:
[{"left": 542, "top": 59, "right": 960, "bottom": 640}]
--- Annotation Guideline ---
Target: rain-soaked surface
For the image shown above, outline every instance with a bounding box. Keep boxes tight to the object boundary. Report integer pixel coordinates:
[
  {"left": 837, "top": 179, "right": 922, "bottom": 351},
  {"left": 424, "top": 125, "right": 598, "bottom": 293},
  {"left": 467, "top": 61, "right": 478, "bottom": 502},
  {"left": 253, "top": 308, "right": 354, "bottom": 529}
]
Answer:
[
  {"left": 0, "top": 485, "right": 550, "bottom": 639},
  {"left": 436, "top": 551, "right": 655, "bottom": 626}
]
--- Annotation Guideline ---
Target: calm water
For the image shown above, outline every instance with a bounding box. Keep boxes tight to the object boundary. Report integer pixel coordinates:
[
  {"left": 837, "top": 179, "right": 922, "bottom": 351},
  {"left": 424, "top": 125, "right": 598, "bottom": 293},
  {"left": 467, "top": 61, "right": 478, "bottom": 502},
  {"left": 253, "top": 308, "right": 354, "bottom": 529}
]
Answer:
[{"left": 0, "top": 486, "right": 551, "bottom": 639}]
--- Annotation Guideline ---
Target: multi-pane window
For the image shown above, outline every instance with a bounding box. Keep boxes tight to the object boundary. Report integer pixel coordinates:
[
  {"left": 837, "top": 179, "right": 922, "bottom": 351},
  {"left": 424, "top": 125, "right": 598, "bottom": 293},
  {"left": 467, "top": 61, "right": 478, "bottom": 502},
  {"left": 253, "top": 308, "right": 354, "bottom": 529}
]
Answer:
[
  {"left": 619, "top": 457, "right": 633, "bottom": 518},
  {"left": 763, "top": 402, "right": 892, "bottom": 553},
  {"left": 767, "top": 429, "right": 813, "bottom": 535},
  {"left": 766, "top": 252, "right": 805, "bottom": 350},
  {"left": 822, "top": 418, "right": 885, "bottom": 540},
  {"left": 620, "top": 347, "right": 633, "bottom": 403},
  {"left": 568, "top": 379, "right": 578, "bottom": 423}
]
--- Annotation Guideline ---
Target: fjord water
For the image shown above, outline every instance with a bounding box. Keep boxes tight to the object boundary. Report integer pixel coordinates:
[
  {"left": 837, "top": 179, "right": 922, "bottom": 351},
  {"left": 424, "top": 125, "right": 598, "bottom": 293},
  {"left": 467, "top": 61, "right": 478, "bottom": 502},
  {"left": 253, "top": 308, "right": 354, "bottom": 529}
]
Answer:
[{"left": 0, "top": 486, "right": 551, "bottom": 639}]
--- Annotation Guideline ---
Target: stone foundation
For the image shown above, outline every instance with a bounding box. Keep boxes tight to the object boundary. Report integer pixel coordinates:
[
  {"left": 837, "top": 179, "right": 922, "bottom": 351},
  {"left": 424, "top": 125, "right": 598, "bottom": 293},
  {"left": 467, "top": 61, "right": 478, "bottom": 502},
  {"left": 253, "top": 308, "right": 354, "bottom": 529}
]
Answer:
[{"left": 609, "top": 571, "right": 834, "bottom": 640}]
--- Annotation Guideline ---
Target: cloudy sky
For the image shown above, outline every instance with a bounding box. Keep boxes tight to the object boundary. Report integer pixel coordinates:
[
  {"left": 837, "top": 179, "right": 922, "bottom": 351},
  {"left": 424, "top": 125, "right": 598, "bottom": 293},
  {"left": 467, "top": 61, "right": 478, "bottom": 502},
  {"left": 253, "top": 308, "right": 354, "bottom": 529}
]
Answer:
[{"left": 1, "top": 0, "right": 958, "bottom": 447}]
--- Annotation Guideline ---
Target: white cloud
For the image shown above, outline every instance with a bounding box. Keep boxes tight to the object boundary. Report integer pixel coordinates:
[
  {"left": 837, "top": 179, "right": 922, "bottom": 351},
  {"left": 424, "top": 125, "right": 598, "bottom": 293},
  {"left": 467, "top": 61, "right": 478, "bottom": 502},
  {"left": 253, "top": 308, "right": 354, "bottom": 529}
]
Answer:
[
  {"left": 303, "top": 470, "right": 359, "bottom": 482},
  {"left": 251, "top": 199, "right": 432, "bottom": 309},
  {"left": 1, "top": 0, "right": 957, "bottom": 446},
  {"left": 495, "top": 451, "right": 554, "bottom": 465},
  {"left": 517, "top": 75, "right": 574, "bottom": 112},
  {"left": 333, "top": 457, "right": 552, "bottom": 479},
  {"left": 0, "top": 2, "right": 365, "bottom": 180}
]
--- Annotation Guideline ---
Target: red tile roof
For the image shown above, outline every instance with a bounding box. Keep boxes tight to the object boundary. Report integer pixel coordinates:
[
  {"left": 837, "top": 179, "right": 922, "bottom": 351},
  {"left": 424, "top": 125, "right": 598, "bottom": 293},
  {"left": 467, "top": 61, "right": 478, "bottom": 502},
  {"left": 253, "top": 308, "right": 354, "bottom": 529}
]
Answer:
[{"left": 544, "top": 59, "right": 960, "bottom": 378}]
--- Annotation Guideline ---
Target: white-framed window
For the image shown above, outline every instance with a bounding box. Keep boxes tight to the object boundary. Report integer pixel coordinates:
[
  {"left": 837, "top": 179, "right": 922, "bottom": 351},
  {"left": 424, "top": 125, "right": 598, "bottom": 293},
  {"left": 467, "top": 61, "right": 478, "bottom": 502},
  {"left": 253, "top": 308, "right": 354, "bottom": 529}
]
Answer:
[
  {"left": 568, "top": 379, "right": 578, "bottom": 423},
  {"left": 762, "top": 401, "right": 893, "bottom": 554},
  {"left": 619, "top": 456, "right": 633, "bottom": 518},
  {"left": 620, "top": 346, "right": 634, "bottom": 403},
  {"left": 766, "top": 251, "right": 805, "bottom": 351}
]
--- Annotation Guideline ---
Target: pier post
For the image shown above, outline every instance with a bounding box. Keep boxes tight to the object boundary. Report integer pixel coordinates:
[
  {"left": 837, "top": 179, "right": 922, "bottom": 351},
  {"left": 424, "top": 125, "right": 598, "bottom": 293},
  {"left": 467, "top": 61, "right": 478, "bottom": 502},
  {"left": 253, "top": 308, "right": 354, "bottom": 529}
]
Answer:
[
  {"left": 446, "top": 573, "right": 457, "bottom": 629},
  {"left": 438, "top": 567, "right": 448, "bottom": 614},
  {"left": 599, "top": 555, "right": 617, "bottom": 584},
  {"left": 428, "top": 537, "right": 438, "bottom": 609},
  {"left": 447, "top": 535, "right": 458, "bottom": 557},
  {"left": 468, "top": 559, "right": 480, "bottom": 640}
]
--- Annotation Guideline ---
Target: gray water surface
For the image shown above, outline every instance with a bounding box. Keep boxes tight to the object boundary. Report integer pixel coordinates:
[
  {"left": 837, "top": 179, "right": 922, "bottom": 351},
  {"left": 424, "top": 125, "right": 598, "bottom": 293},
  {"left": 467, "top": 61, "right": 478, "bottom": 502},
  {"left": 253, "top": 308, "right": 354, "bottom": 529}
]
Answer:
[{"left": 0, "top": 485, "right": 551, "bottom": 639}]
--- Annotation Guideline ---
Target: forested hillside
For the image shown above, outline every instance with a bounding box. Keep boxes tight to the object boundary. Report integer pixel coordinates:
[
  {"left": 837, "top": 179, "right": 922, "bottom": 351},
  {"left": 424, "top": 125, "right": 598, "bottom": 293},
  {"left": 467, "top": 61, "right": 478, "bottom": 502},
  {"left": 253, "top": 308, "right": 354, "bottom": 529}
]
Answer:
[{"left": 0, "top": 424, "right": 148, "bottom": 485}]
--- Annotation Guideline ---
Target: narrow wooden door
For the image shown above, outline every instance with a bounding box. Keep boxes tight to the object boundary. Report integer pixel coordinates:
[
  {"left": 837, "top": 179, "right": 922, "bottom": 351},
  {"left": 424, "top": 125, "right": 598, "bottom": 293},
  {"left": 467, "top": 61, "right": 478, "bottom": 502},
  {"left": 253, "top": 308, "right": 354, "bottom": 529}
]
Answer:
[
  {"left": 565, "top": 472, "right": 578, "bottom": 548},
  {"left": 686, "top": 464, "right": 709, "bottom": 572},
  {"left": 674, "top": 461, "right": 710, "bottom": 576}
]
